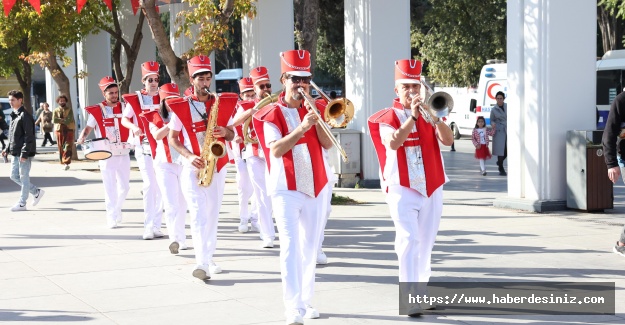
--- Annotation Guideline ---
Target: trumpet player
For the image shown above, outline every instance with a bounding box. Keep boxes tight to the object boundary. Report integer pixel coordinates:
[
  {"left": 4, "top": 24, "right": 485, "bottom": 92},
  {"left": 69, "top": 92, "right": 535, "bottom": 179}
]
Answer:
[
  {"left": 166, "top": 55, "right": 237, "bottom": 280},
  {"left": 368, "top": 59, "right": 453, "bottom": 316},
  {"left": 252, "top": 50, "right": 333, "bottom": 325}
]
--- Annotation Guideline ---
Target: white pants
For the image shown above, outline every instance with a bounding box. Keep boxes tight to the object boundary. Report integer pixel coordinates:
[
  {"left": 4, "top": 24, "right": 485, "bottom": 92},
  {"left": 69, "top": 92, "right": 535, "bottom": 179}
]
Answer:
[
  {"left": 272, "top": 185, "right": 329, "bottom": 313},
  {"left": 317, "top": 183, "right": 334, "bottom": 252},
  {"left": 385, "top": 185, "right": 443, "bottom": 283},
  {"left": 234, "top": 158, "right": 256, "bottom": 223},
  {"left": 98, "top": 155, "right": 130, "bottom": 225},
  {"left": 155, "top": 162, "right": 187, "bottom": 245},
  {"left": 136, "top": 150, "right": 163, "bottom": 231},
  {"left": 247, "top": 156, "right": 274, "bottom": 240},
  {"left": 180, "top": 164, "right": 226, "bottom": 267}
]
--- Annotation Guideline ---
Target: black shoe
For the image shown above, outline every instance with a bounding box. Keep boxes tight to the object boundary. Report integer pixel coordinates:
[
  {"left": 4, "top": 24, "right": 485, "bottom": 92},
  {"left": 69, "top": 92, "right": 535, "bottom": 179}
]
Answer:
[
  {"left": 450, "top": 148, "right": 456, "bottom": 152},
  {"left": 51, "top": 141, "right": 57, "bottom": 145},
  {"left": 499, "top": 170, "right": 507, "bottom": 176}
]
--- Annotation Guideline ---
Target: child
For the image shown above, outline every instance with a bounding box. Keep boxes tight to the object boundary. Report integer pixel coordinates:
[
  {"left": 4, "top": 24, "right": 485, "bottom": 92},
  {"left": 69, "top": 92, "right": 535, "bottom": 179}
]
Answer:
[{"left": 472, "top": 116, "right": 495, "bottom": 176}]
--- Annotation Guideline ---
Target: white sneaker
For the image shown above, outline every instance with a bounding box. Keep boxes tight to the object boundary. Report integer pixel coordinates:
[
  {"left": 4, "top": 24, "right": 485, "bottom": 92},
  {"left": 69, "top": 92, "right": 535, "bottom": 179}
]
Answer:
[
  {"left": 250, "top": 220, "right": 260, "bottom": 232},
  {"left": 142, "top": 228, "right": 154, "bottom": 240},
  {"left": 107, "top": 220, "right": 118, "bottom": 229},
  {"left": 192, "top": 265, "right": 210, "bottom": 280},
  {"left": 179, "top": 243, "right": 189, "bottom": 250},
  {"left": 262, "top": 238, "right": 274, "bottom": 248},
  {"left": 10, "top": 203, "right": 27, "bottom": 212},
  {"left": 64, "top": 164, "right": 70, "bottom": 170},
  {"left": 116, "top": 214, "right": 123, "bottom": 224},
  {"left": 316, "top": 250, "right": 328, "bottom": 265},
  {"left": 32, "top": 189, "right": 45, "bottom": 206},
  {"left": 238, "top": 221, "right": 249, "bottom": 233},
  {"left": 303, "top": 305, "right": 320, "bottom": 319},
  {"left": 285, "top": 309, "right": 304, "bottom": 325},
  {"left": 208, "top": 261, "right": 222, "bottom": 274},
  {"left": 153, "top": 229, "right": 164, "bottom": 238}
]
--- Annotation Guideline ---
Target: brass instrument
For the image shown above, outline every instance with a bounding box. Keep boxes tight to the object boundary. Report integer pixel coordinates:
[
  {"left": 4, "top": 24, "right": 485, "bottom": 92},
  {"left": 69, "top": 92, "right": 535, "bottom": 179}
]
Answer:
[
  {"left": 415, "top": 81, "right": 454, "bottom": 126},
  {"left": 242, "top": 91, "right": 280, "bottom": 144},
  {"left": 197, "top": 88, "right": 226, "bottom": 186},
  {"left": 297, "top": 87, "right": 349, "bottom": 163},
  {"left": 309, "top": 81, "right": 354, "bottom": 128}
]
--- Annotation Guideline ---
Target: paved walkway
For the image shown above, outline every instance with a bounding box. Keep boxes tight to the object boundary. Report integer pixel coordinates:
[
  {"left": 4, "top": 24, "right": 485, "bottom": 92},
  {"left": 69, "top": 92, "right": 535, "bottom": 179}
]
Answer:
[{"left": 1, "top": 137, "right": 624, "bottom": 324}]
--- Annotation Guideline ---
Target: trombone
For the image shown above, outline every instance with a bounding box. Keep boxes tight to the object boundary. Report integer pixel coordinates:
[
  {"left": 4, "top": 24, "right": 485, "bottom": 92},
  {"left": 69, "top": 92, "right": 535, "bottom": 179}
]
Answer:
[
  {"left": 297, "top": 87, "right": 349, "bottom": 163},
  {"left": 309, "top": 81, "right": 354, "bottom": 128}
]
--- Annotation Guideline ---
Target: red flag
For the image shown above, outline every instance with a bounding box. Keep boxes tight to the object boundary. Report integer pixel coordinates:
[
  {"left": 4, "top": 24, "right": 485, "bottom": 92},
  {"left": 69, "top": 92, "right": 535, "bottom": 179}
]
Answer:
[
  {"left": 102, "top": 0, "right": 112, "bottom": 11},
  {"left": 131, "top": 0, "right": 139, "bottom": 15},
  {"left": 3, "top": 0, "right": 16, "bottom": 17},
  {"left": 27, "top": 0, "right": 40, "bottom": 15},
  {"left": 76, "top": 0, "right": 88, "bottom": 13}
]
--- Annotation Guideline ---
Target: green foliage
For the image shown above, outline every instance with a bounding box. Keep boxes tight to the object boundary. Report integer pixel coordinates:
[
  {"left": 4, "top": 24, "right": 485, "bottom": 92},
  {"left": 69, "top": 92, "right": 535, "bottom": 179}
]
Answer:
[
  {"left": 412, "top": 0, "right": 506, "bottom": 86},
  {"left": 315, "top": 0, "right": 345, "bottom": 82},
  {"left": 600, "top": 0, "right": 625, "bottom": 18},
  {"left": 330, "top": 193, "right": 362, "bottom": 205}
]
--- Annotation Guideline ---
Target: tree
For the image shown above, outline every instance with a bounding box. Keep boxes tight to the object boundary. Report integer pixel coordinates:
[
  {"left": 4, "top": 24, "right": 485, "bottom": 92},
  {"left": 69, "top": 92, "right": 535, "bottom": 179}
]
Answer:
[
  {"left": 142, "top": 0, "right": 256, "bottom": 90},
  {"left": 315, "top": 0, "right": 345, "bottom": 84},
  {"left": 412, "top": 0, "right": 506, "bottom": 86},
  {"left": 598, "top": 0, "right": 625, "bottom": 54},
  {"left": 0, "top": 1, "right": 103, "bottom": 112},
  {"left": 294, "top": 0, "right": 320, "bottom": 72}
]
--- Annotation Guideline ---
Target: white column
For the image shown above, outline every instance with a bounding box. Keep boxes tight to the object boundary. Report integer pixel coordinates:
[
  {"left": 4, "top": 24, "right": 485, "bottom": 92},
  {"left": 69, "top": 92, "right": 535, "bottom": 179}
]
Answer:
[
  {"left": 241, "top": 0, "right": 293, "bottom": 88},
  {"left": 497, "top": 0, "right": 596, "bottom": 212},
  {"left": 344, "top": 0, "right": 410, "bottom": 185},
  {"left": 119, "top": 2, "right": 157, "bottom": 92},
  {"left": 77, "top": 32, "right": 112, "bottom": 134}
]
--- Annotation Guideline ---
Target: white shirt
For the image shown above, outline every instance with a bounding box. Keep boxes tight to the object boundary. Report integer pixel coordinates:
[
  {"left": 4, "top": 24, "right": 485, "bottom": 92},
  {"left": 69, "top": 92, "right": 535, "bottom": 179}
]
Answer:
[{"left": 87, "top": 104, "right": 121, "bottom": 143}]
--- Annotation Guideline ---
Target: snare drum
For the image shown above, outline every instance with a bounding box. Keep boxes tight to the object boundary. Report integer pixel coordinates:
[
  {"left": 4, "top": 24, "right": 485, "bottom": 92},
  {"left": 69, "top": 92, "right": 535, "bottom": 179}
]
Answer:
[{"left": 83, "top": 138, "right": 112, "bottom": 160}]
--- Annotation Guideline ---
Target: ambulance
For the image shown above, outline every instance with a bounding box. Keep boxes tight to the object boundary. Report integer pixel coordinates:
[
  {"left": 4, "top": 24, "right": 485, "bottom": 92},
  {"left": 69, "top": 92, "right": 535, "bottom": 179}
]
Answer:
[
  {"left": 445, "top": 60, "right": 508, "bottom": 138},
  {"left": 596, "top": 49, "right": 625, "bottom": 129}
]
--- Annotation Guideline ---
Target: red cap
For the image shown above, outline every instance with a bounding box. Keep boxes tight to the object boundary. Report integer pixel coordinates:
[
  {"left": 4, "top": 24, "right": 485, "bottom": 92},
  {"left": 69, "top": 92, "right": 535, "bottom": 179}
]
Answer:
[
  {"left": 98, "top": 76, "right": 117, "bottom": 92},
  {"left": 238, "top": 77, "right": 254, "bottom": 93},
  {"left": 187, "top": 55, "right": 212, "bottom": 78},
  {"left": 280, "top": 50, "right": 311, "bottom": 77},
  {"left": 394, "top": 59, "right": 422, "bottom": 84},
  {"left": 250, "top": 66, "right": 270, "bottom": 84},
  {"left": 159, "top": 83, "right": 180, "bottom": 100},
  {"left": 141, "top": 61, "right": 160, "bottom": 79}
]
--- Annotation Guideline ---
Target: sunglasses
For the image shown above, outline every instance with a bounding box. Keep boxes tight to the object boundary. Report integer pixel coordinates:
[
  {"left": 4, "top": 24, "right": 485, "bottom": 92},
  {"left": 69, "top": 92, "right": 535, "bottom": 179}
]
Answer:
[
  {"left": 146, "top": 78, "right": 160, "bottom": 83},
  {"left": 288, "top": 76, "right": 311, "bottom": 84},
  {"left": 258, "top": 83, "right": 272, "bottom": 90}
]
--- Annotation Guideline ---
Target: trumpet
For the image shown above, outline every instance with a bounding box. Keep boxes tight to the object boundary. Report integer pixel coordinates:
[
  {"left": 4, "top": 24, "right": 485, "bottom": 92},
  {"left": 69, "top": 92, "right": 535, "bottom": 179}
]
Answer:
[
  {"left": 297, "top": 87, "right": 349, "bottom": 163},
  {"left": 413, "top": 81, "right": 454, "bottom": 126}
]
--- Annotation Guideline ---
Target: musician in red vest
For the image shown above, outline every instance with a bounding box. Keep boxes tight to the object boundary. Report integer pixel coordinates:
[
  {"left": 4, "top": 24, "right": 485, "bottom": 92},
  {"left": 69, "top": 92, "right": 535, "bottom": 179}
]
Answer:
[
  {"left": 167, "top": 55, "right": 237, "bottom": 281},
  {"left": 233, "top": 66, "right": 276, "bottom": 247},
  {"left": 368, "top": 59, "right": 453, "bottom": 316},
  {"left": 229, "top": 77, "right": 258, "bottom": 234},
  {"left": 121, "top": 61, "right": 164, "bottom": 240},
  {"left": 252, "top": 50, "right": 333, "bottom": 324},
  {"left": 140, "top": 83, "right": 189, "bottom": 254},
  {"left": 77, "top": 76, "right": 132, "bottom": 229}
]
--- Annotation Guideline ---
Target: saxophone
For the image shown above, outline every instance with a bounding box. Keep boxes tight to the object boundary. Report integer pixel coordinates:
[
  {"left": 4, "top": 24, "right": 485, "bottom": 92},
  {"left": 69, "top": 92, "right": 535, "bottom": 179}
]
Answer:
[{"left": 197, "top": 89, "right": 226, "bottom": 186}]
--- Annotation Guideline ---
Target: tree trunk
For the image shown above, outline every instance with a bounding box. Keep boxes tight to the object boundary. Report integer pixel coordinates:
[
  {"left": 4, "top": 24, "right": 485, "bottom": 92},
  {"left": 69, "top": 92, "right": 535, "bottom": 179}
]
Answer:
[
  {"left": 598, "top": 5, "right": 624, "bottom": 54},
  {"left": 294, "top": 0, "right": 320, "bottom": 73},
  {"left": 142, "top": 0, "right": 189, "bottom": 90},
  {"left": 14, "top": 38, "right": 33, "bottom": 114}
]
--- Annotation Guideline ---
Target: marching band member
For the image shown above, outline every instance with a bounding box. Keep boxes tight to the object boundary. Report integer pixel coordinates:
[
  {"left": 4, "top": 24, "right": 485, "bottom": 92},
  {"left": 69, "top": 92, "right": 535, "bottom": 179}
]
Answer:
[
  {"left": 139, "top": 83, "right": 189, "bottom": 254},
  {"left": 78, "top": 77, "right": 131, "bottom": 229},
  {"left": 230, "top": 77, "right": 258, "bottom": 233},
  {"left": 252, "top": 50, "right": 332, "bottom": 325},
  {"left": 167, "top": 55, "right": 237, "bottom": 280},
  {"left": 121, "top": 61, "right": 164, "bottom": 240},
  {"left": 233, "top": 66, "right": 275, "bottom": 247},
  {"left": 368, "top": 59, "right": 453, "bottom": 316}
]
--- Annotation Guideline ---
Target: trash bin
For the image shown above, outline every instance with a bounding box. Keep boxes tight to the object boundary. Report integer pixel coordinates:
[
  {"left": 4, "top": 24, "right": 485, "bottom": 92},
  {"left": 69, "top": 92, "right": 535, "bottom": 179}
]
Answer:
[{"left": 566, "top": 130, "right": 613, "bottom": 211}]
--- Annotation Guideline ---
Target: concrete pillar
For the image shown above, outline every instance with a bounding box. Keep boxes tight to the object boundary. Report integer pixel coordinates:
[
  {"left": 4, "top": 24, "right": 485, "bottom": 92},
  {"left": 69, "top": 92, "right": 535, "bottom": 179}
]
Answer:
[
  {"left": 119, "top": 2, "right": 157, "bottom": 92},
  {"left": 76, "top": 32, "right": 112, "bottom": 135},
  {"left": 344, "top": 0, "right": 410, "bottom": 186},
  {"left": 241, "top": 0, "right": 294, "bottom": 88},
  {"left": 496, "top": 0, "right": 596, "bottom": 212}
]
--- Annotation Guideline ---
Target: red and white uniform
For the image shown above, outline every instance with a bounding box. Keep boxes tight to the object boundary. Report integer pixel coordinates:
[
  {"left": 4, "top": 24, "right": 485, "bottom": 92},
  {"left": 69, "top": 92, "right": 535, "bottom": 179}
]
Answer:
[
  {"left": 140, "top": 110, "right": 188, "bottom": 248},
  {"left": 234, "top": 99, "right": 274, "bottom": 240},
  {"left": 167, "top": 93, "right": 237, "bottom": 269},
  {"left": 122, "top": 91, "right": 163, "bottom": 233},
  {"left": 253, "top": 93, "right": 330, "bottom": 313},
  {"left": 85, "top": 101, "right": 131, "bottom": 227},
  {"left": 229, "top": 100, "right": 258, "bottom": 226},
  {"left": 368, "top": 98, "right": 448, "bottom": 283}
]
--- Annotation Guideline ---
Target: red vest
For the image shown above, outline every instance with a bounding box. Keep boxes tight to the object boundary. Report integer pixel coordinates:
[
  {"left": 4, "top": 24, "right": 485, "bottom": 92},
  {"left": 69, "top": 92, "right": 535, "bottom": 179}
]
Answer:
[
  {"left": 84, "top": 101, "right": 130, "bottom": 142},
  {"left": 367, "top": 99, "right": 445, "bottom": 197},
  {"left": 166, "top": 93, "right": 238, "bottom": 172},
  {"left": 253, "top": 94, "right": 328, "bottom": 197},
  {"left": 139, "top": 110, "right": 173, "bottom": 162},
  {"left": 122, "top": 91, "right": 160, "bottom": 149}
]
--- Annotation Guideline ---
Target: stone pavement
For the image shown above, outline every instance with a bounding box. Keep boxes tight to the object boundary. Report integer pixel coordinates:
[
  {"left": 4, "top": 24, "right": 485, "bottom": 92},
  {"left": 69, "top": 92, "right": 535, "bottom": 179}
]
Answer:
[{"left": 1, "top": 137, "right": 624, "bottom": 324}]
